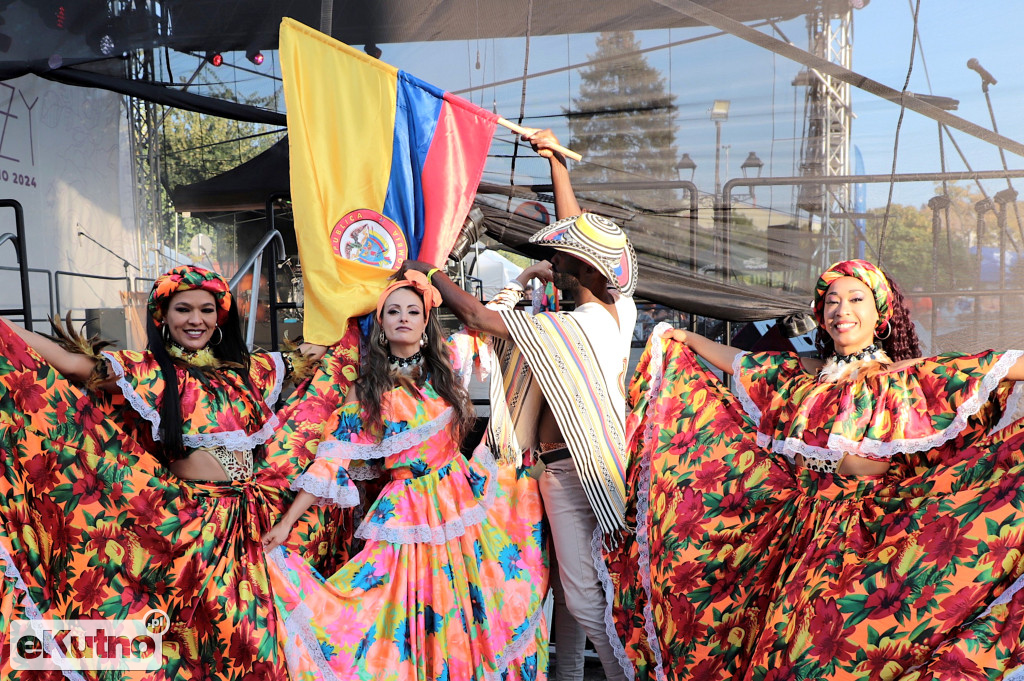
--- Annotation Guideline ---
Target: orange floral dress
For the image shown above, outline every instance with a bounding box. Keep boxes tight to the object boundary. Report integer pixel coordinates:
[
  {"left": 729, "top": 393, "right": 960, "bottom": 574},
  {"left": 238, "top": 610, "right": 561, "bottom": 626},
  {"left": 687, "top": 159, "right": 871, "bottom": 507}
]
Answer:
[
  {"left": 0, "top": 317, "right": 360, "bottom": 680},
  {"left": 603, "top": 327, "right": 1024, "bottom": 680},
  {"left": 267, "top": 368, "right": 549, "bottom": 681}
]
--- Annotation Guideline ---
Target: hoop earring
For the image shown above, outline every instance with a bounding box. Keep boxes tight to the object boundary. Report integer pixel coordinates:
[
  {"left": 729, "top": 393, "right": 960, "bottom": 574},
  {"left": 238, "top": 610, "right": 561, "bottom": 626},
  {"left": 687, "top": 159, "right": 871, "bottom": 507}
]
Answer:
[
  {"left": 875, "top": 322, "right": 892, "bottom": 340},
  {"left": 211, "top": 327, "right": 223, "bottom": 346},
  {"left": 161, "top": 325, "right": 170, "bottom": 344},
  {"left": 420, "top": 332, "right": 428, "bottom": 348},
  {"left": 378, "top": 330, "right": 387, "bottom": 348}
]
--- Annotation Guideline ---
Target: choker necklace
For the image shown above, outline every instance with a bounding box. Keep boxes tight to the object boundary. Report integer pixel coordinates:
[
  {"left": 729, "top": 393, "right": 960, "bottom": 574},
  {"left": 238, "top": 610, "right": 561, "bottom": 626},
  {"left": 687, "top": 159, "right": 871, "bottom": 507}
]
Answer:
[
  {"left": 831, "top": 343, "right": 884, "bottom": 364},
  {"left": 819, "top": 343, "right": 890, "bottom": 383},
  {"left": 167, "top": 342, "right": 220, "bottom": 368},
  {"left": 388, "top": 351, "right": 423, "bottom": 368}
]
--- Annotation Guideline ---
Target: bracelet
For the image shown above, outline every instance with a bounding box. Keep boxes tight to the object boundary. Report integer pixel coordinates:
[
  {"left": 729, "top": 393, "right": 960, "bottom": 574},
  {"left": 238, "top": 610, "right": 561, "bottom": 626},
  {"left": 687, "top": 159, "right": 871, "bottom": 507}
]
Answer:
[{"left": 426, "top": 267, "right": 439, "bottom": 283}]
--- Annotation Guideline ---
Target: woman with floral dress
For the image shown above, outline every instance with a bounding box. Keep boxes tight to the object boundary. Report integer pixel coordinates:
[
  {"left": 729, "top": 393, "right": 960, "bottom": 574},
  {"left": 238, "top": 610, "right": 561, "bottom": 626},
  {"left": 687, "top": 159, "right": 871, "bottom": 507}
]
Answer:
[
  {"left": 262, "top": 269, "right": 548, "bottom": 681},
  {"left": 604, "top": 259, "right": 1024, "bottom": 680},
  {"left": 0, "top": 265, "right": 358, "bottom": 679}
]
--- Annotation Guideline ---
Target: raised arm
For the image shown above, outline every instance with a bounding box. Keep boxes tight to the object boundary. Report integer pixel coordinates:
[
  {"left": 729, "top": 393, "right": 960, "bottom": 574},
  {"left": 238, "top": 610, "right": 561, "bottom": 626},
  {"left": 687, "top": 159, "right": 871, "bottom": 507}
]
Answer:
[
  {"left": 665, "top": 328, "right": 744, "bottom": 376},
  {"left": 522, "top": 128, "right": 582, "bottom": 219},
  {"left": 3, "top": 318, "right": 104, "bottom": 383}
]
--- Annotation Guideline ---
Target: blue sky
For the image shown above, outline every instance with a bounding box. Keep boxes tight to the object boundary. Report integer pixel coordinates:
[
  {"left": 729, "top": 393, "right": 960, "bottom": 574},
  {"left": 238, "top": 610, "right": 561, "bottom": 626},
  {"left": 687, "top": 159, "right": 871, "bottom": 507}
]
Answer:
[{"left": 180, "top": 2, "right": 1024, "bottom": 212}]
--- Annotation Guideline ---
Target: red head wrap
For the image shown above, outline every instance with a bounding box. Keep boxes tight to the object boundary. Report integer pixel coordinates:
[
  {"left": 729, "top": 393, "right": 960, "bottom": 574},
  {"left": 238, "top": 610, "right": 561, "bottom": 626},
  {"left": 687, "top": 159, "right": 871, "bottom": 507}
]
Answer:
[{"left": 148, "top": 265, "right": 232, "bottom": 327}]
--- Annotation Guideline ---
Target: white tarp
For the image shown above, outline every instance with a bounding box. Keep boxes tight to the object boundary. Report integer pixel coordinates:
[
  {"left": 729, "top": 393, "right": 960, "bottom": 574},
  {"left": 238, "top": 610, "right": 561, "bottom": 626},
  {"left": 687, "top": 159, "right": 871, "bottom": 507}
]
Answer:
[
  {"left": 0, "top": 74, "right": 137, "bottom": 327},
  {"left": 461, "top": 246, "right": 523, "bottom": 301}
]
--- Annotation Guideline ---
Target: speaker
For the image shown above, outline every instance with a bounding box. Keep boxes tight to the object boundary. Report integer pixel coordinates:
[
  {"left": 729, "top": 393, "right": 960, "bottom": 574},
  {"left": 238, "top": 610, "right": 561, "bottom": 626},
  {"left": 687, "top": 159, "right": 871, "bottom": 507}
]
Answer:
[{"left": 85, "top": 307, "right": 129, "bottom": 350}]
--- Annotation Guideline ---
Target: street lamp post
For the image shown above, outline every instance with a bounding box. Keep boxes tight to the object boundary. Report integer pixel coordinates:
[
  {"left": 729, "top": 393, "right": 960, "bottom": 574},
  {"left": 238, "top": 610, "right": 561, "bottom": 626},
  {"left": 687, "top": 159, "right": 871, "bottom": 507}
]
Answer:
[
  {"left": 675, "top": 153, "right": 697, "bottom": 182},
  {"left": 740, "top": 151, "right": 765, "bottom": 204},
  {"left": 710, "top": 100, "right": 730, "bottom": 196}
]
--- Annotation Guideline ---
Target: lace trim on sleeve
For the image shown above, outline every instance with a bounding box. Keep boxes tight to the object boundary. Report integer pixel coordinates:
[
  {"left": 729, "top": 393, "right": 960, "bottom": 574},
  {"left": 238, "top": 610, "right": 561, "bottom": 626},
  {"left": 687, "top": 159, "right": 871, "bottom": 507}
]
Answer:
[
  {"left": 730, "top": 351, "right": 761, "bottom": 423},
  {"left": 316, "top": 408, "right": 454, "bottom": 461},
  {"left": 290, "top": 473, "right": 360, "bottom": 508},
  {"left": 347, "top": 462, "right": 383, "bottom": 480},
  {"left": 989, "top": 380, "right": 1024, "bottom": 436},
  {"left": 768, "top": 349, "right": 1024, "bottom": 462},
  {"left": 354, "top": 445, "right": 499, "bottom": 546},
  {"left": 102, "top": 350, "right": 282, "bottom": 450}
]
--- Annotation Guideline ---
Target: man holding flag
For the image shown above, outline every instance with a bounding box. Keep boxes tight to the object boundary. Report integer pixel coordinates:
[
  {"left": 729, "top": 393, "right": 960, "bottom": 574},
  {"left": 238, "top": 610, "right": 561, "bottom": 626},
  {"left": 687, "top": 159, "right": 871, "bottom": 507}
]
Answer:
[{"left": 406, "top": 129, "right": 637, "bottom": 681}]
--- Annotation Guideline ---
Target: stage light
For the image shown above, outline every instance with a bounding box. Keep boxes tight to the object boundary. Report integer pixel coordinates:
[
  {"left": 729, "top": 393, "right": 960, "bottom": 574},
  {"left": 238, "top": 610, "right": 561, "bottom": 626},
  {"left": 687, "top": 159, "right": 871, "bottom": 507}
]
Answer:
[
  {"left": 709, "top": 99, "right": 730, "bottom": 122},
  {"left": 246, "top": 49, "right": 263, "bottom": 65},
  {"left": 206, "top": 51, "right": 223, "bottom": 66}
]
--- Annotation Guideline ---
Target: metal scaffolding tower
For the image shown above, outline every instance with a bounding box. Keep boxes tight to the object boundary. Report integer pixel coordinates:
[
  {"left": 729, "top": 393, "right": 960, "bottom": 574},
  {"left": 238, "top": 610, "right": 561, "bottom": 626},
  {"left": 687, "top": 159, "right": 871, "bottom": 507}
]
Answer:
[{"left": 795, "top": 1, "right": 853, "bottom": 272}]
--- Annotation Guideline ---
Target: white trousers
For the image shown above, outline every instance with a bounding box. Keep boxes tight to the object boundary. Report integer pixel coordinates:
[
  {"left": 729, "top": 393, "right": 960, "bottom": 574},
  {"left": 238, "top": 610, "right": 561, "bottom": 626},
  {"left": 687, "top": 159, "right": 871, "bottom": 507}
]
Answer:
[{"left": 540, "top": 458, "right": 628, "bottom": 681}]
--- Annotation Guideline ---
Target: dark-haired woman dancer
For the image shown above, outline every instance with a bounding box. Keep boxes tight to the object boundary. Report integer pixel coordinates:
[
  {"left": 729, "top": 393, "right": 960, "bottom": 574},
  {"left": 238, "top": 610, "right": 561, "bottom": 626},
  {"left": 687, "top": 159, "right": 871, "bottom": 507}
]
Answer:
[
  {"left": 263, "top": 270, "right": 548, "bottom": 681},
  {"left": 0, "top": 264, "right": 358, "bottom": 679},
  {"left": 605, "top": 259, "right": 1024, "bottom": 680}
]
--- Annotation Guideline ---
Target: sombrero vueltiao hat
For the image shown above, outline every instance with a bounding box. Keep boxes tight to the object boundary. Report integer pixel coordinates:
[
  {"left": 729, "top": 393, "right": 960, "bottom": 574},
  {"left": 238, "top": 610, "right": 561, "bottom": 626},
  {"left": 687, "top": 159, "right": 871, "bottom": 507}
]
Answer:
[{"left": 528, "top": 213, "right": 637, "bottom": 297}]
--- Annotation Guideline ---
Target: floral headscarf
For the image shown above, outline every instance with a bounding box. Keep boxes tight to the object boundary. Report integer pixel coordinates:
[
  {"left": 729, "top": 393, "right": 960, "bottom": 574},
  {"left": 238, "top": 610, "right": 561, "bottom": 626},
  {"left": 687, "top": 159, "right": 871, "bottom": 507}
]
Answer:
[
  {"left": 813, "top": 259, "right": 893, "bottom": 333},
  {"left": 148, "top": 265, "right": 232, "bottom": 327},
  {"left": 375, "top": 270, "right": 443, "bottom": 323}
]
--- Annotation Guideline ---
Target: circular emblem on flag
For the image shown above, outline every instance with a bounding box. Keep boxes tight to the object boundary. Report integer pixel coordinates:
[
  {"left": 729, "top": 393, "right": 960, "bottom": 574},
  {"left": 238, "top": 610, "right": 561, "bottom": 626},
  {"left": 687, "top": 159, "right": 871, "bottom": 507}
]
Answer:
[{"left": 330, "top": 209, "right": 408, "bottom": 269}]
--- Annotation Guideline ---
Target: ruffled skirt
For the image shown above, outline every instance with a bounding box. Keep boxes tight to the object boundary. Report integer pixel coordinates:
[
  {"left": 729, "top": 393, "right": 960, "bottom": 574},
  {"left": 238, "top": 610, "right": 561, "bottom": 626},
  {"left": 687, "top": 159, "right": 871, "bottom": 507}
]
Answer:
[
  {"left": 269, "top": 446, "right": 549, "bottom": 681},
  {"left": 603, "top": 331, "right": 1024, "bottom": 680},
  {"left": 0, "top": 318, "right": 358, "bottom": 680}
]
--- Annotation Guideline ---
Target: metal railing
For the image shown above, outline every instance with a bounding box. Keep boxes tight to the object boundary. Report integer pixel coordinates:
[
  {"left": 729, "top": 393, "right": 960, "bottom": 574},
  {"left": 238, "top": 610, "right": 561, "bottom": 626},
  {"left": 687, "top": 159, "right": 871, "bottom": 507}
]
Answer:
[
  {"left": 54, "top": 271, "right": 133, "bottom": 322},
  {"left": 0, "top": 199, "right": 33, "bottom": 330}
]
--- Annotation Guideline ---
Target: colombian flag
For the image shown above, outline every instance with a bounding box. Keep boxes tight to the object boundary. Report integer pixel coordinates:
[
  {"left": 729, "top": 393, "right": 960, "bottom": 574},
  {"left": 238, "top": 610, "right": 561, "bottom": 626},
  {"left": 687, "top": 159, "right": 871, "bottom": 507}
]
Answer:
[{"left": 280, "top": 19, "right": 498, "bottom": 344}]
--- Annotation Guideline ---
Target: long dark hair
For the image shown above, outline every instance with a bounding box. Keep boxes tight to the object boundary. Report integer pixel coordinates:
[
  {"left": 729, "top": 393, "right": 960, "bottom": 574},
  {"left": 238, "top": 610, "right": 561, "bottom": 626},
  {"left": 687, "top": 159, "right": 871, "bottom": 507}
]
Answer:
[
  {"left": 814, "top": 270, "right": 921, "bottom": 362},
  {"left": 145, "top": 294, "right": 251, "bottom": 465},
  {"left": 355, "top": 297, "right": 474, "bottom": 446}
]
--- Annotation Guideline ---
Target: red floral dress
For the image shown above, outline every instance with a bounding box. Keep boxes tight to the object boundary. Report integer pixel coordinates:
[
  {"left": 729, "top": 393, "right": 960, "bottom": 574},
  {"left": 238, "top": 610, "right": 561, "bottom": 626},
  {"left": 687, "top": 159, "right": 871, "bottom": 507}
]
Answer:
[
  {"left": 0, "top": 317, "right": 361, "bottom": 680},
  {"left": 603, "top": 326, "right": 1024, "bottom": 680}
]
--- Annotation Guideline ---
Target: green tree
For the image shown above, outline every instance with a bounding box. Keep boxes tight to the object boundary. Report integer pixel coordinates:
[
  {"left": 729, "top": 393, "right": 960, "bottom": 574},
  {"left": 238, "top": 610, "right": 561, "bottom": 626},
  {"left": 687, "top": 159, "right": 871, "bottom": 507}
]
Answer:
[
  {"left": 158, "top": 83, "right": 282, "bottom": 249},
  {"left": 567, "top": 32, "right": 679, "bottom": 212}
]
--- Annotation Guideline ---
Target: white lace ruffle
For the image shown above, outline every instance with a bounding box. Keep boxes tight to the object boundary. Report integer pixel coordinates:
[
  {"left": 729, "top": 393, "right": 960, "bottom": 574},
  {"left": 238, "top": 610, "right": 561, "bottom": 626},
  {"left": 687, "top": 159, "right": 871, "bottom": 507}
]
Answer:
[
  {"left": 260, "top": 351, "right": 286, "bottom": 407},
  {"left": 316, "top": 408, "right": 454, "bottom": 462},
  {"left": 484, "top": 605, "right": 546, "bottom": 681},
  {"left": 355, "top": 445, "right": 499, "bottom": 546},
  {"left": 270, "top": 548, "right": 345, "bottom": 681},
  {"left": 731, "top": 351, "right": 762, "bottom": 423},
  {"left": 740, "top": 349, "right": 1023, "bottom": 463},
  {"left": 591, "top": 526, "right": 637, "bottom": 681},
  {"left": 290, "top": 474, "right": 360, "bottom": 508},
  {"left": 102, "top": 351, "right": 281, "bottom": 450},
  {"left": 346, "top": 462, "right": 383, "bottom": 480},
  {"left": 0, "top": 542, "right": 88, "bottom": 681},
  {"left": 989, "top": 379, "right": 1024, "bottom": 436},
  {"left": 633, "top": 324, "right": 669, "bottom": 681}
]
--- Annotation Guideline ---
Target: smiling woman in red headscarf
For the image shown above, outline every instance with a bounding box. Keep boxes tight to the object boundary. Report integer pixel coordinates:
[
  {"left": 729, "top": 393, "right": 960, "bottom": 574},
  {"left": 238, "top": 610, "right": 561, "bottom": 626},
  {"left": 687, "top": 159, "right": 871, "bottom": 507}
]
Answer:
[
  {"left": 603, "top": 259, "right": 1024, "bottom": 680},
  {"left": 0, "top": 264, "right": 360, "bottom": 679}
]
